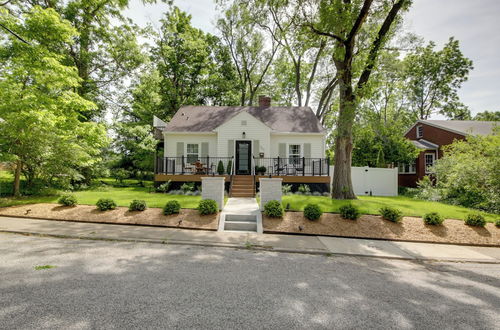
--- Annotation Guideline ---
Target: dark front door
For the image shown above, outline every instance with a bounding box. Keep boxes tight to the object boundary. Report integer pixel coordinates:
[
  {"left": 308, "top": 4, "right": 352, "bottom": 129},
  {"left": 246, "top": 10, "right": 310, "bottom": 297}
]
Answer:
[{"left": 235, "top": 141, "right": 251, "bottom": 175}]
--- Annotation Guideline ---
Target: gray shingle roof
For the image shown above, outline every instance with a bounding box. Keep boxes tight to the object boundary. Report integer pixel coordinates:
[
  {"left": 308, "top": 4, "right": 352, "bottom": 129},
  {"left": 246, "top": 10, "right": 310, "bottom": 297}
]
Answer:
[
  {"left": 163, "top": 106, "right": 325, "bottom": 133},
  {"left": 421, "top": 120, "right": 497, "bottom": 136},
  {"left": 411, "top": 139, "right": 438, "bottom": 150}
]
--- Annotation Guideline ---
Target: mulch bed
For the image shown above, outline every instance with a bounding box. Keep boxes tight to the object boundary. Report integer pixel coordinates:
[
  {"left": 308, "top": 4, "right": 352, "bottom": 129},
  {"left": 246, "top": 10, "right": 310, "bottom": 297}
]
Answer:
[
  {"left": 0, "top": 203, "right": 218, "bottom": 231},
  {"left": 264, "top": 212, "right": 500, "bottom": 246}
]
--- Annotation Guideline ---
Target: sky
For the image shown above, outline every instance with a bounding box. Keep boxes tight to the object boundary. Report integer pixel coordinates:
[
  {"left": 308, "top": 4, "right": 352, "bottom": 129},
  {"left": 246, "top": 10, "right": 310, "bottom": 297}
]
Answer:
[{"left": 124, "top": 0, "right": 500, "bottom": 116}]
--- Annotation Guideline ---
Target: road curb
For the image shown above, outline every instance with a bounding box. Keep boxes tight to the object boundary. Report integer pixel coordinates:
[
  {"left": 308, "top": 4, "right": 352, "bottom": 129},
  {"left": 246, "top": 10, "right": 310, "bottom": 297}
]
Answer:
[{"left": 1, "top": 229, "right": 499, "bottom": 264}]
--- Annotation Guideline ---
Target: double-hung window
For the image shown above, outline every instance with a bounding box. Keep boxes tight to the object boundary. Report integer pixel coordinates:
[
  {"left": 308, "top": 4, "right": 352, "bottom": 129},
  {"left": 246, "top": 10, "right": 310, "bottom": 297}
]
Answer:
[
  {"left": 186, "top": 144, "right": 199, "bottom": 163},
  {"left": 417, "top": 125, "right": 423, "bottom": 138},
  {"left": 425, "top": 153, "right": 435, "bottom": 173},
  {"left": 398, "top": 161, "right": 416, "bottom": 174},
  {"left": 288, "top": 144, "right": 301, "bottom": 165}
]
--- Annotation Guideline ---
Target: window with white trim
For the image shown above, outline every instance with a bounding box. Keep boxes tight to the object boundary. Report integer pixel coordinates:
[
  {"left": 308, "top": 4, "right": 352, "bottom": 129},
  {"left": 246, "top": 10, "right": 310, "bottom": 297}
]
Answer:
[
  {"left": 288, "top": 144, "right": 301, "bottom": 165},
  {"left": 186, "top": 143, "right": 199, "bottom": 163},
  {"left": 398, "top": 161, "right": 416, "bottom": 174},
  {"left": 417, "top": 125, "right": 423, "bottom": 138},
  {"left": 425, "top": 153, "right": 435, "bottom": 173}
]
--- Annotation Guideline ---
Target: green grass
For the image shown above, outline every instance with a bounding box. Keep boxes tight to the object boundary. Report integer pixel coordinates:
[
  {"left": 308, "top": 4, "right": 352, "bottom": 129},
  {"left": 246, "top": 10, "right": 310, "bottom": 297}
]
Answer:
[
  {"left": 0, "top": 185, "right": 202, "bottom": 209},
  {"left": 34, "top": 265, "right": 56, "bottom": 270},
  {"left": 282, "top": 195, "right": 499, "bottom": 222},
  {"left": 0, "top": 171, "right": 202, "bottom": 209}
]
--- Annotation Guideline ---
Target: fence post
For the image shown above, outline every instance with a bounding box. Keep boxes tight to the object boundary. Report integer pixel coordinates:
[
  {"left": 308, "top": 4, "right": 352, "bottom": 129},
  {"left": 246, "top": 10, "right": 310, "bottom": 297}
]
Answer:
[
  {"left": 181, "top": 155, "right": 185, "bottom": 175},
  {"left": 277, "top": 156, "right": 280, "bottom": 175},
  {"left": 165, "top": 157, "right": 168, "bottom": 174},
  {"left": 302, "top": 157, "right": 305, "bottom": 176}
]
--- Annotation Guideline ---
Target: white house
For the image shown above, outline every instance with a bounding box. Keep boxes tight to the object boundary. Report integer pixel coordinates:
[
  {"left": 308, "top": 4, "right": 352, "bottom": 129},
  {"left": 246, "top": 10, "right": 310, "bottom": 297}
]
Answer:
[{"left": 154, "top": 96, "right": 330, "bottom": 197}]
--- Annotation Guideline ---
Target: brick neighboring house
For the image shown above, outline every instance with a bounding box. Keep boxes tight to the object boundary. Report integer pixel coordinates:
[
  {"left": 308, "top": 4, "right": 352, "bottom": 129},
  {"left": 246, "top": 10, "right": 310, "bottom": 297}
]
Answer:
[{"left": 398, "top": 120, "right": 497, "bottom": 187}]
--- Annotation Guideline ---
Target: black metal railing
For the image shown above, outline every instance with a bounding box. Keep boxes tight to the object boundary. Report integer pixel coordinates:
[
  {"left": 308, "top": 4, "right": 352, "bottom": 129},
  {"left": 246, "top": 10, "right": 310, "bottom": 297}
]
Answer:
[
  {"left": 155, "top": 156, "right": 234, "bottom": 175},
  {"left": 155, "top": 156, "right": 330, "bottom": 176},
  {"left": 253, "top": 157, "right": 330, "bottom": 176}
]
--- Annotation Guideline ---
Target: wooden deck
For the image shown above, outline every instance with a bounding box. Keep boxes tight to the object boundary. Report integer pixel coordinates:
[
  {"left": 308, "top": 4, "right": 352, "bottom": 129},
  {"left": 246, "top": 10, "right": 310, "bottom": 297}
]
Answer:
[{"left": 154, "top": 174, "right": 330, "bottom": 184}]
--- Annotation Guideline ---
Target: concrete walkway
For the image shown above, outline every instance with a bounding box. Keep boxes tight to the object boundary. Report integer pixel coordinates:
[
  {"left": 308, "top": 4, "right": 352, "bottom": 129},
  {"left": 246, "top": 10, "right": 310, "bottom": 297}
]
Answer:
[{"left": 0, "top": 215, "right": 498, "bottom": 262}]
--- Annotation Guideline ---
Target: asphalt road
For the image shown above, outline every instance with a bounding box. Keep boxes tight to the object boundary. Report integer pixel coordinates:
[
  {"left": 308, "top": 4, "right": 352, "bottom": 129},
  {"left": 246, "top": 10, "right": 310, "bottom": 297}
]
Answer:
[{"left": 0, "top": 233, "right": 499, "bottom": 329}]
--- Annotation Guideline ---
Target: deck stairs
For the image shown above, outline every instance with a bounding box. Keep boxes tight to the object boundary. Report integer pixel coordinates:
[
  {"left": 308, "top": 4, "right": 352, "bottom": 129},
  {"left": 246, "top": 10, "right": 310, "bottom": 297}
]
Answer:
[{"left": 230, "top": 175, "right": 255, "bottom": 197}]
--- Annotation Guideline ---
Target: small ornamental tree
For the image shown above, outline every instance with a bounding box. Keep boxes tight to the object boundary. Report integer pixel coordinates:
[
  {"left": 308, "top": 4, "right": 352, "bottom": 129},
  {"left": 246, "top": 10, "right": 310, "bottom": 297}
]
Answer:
[{"left": 217, "top": 160, "right": 225, "bottom": 175}]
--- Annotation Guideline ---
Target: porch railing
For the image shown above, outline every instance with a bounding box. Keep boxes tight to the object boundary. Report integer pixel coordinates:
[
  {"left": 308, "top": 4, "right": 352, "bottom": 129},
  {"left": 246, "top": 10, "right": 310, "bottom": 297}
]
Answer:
[
  {"left": 253, "top": 157, "right": 330, "bottom": 176},
  {"left": 155, "top": 156, "right": 330, "bottom": 176},
  {"left": 155, "top": 156, "right": 234, "bottom": 175}
]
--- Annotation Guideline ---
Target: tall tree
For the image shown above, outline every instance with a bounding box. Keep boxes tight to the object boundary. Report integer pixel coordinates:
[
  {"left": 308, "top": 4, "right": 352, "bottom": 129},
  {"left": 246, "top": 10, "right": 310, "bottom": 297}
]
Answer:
[
  {"left": 402, "top": 38, "right": 473, "bottom": 120},
  {"left": 474, "top": 111, "right": 500, "bottom": 121},
  {"left": 217, "top": 1, "right": 279, "bottom": 105},
  {"left": 310, "top": 0, "right": 411, "bottom": 199},
  {"left": 4, "top": 0, "right": 161, "bottom": 121},
  {"left": 0, "top": 6, "right": 108, "bottom": 196},
  {"left": 152, "top": 6, "right": 239, "bottom": 118}
]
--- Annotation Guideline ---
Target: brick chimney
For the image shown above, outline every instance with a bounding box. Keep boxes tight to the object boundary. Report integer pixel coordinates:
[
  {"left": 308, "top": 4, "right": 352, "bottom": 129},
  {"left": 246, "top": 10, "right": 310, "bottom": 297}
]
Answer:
[{"left": 258, "top": 95, "right": 271, "bottom": 107}]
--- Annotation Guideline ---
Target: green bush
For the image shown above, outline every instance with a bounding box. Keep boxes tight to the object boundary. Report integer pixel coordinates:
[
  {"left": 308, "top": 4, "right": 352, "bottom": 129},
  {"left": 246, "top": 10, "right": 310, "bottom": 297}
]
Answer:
[
  {"left": 96, "top": 198, "right": 117, "bottom": 211},
  {"left": 163, "top": 200, "right": 181, "bottom": 215},
  {"left": 129, "top": 199, "right": 147, "bottom": 211},
  {"left": 339, "top": 204, "right": 360, "bottom": 220},
  {"left": 156, "top": 180, "right": 171, "bottom": 193},
  {"left": 264, "top": 200, "right": 283, "bottom": 218},
  {"left": 282, "top": 184, "right": 292, "bottom": 195},
  {"left": 423, "top": 212, "right": 444, "bottom": 225},
  {"left": 298, "top": 184, "right": 310, "bottom": 194},
  {"left": 180, "top": 182, "right": 195, "bottom": 193},
  {"left": 226, "top": 160, "right": 232, "bottom": 174},
  {"left": 217, "top": 161, "right": 225, "bottom": 175},
  {"left": 198, "top": 199, "right": 218, "bottom": 215},
  {"left": 58, "top": 194, "right": 77, "bottom": 206},
  {"left": 379, "top": 206, "right": 403, "bottom": 223},
  {"left": 465, "top": 213, "right": 486, "bottom": 227},
  {"left": 304, "top": 204, "right": 322, "bottom": 221},
  {"left": 495, "top": 219, "right": 500, "bottom": 227}
]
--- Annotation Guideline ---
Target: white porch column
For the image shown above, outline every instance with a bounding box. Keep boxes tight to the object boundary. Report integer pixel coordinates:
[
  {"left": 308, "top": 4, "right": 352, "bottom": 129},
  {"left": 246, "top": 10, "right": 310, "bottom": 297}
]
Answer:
[
  {"left": 201, "top": 177, "right": 225, "bottom": 210},
  {"left": 259, "top": 178, "right": 282, "bottom": 210}
]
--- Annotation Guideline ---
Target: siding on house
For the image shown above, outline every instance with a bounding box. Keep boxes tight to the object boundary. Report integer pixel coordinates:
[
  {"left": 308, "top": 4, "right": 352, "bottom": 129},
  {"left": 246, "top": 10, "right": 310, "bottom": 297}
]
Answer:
[
  {"left": 270, "top": 134, "right": 325, "bottom": 159},
  {"left": 215, "top": 111, "right": 272, "bottom": 157},
  {"left": 163, "top": 132, "right": 217, "bottom": 158}
]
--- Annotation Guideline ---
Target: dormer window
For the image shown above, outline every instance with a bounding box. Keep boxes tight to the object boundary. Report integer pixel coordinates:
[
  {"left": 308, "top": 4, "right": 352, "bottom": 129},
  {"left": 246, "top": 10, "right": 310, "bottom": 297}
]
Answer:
[{"left": 417, "top": 125, "right": 423, "bottom": 138}]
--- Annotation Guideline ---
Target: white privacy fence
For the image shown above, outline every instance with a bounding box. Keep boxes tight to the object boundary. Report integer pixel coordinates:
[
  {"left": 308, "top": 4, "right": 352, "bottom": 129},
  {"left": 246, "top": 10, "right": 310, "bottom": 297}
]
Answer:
[{"left": 330, "top": 166, "right": 398, "bottom": 196}]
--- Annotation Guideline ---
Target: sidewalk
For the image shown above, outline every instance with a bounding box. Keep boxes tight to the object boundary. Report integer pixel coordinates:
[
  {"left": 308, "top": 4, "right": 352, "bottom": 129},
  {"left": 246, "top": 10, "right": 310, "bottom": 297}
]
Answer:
[{"left": 0, "top": 216, "right": 498, "bottom": 263}]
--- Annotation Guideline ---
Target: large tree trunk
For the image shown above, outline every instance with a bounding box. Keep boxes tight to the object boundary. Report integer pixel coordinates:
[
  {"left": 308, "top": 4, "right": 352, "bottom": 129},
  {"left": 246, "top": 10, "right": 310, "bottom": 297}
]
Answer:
[
  {"left": 13, "top": 159, "right": 21, "bottom": 197},
  {"left": 331, "top": 71, "right": 357, "bottom": 199}
]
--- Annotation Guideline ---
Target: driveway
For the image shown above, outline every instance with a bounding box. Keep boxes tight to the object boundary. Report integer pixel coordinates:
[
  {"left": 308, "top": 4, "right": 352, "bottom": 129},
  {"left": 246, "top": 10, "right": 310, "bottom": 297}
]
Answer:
[{"left": 0, "top": 233, "right": 499, "bottom": 329}]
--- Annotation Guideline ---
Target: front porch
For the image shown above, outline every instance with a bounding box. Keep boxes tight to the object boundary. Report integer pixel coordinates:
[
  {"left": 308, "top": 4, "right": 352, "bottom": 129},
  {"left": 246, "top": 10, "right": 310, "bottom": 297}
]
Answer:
[{"left": 154, "top": 156, "right": 331, "bottom": 185}]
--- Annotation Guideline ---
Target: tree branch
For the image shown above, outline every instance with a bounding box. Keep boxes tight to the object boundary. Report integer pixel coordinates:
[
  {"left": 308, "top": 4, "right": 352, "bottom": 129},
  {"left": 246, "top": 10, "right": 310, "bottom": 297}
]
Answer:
[
  {"left": 357, "top": 0, "right": 407, "bottom": 90},
  {"left": 306, "top": 23, "right": 345, "bottom": 44},
  {"left": 345, "top": 0, "right": 373, "bottom": 45}
]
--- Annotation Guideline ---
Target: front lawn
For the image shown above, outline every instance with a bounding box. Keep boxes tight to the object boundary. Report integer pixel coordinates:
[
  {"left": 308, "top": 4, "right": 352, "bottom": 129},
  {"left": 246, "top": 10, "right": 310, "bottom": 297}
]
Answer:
[
  {"left": 0, "top": 185, "right": 201, "bottom": 209},
  {"left": 282, "top": 195, "right": 499, "bottom": 222}
]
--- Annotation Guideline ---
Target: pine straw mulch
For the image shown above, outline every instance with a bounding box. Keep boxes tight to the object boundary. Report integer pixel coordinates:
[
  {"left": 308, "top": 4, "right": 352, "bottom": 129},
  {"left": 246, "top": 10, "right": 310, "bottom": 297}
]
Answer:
[
  {"left": 263, "top": 212, "right": 500, "bottom": 246},
  {"left": 0, "top": 203, "right": 218, "bottom": 230}
]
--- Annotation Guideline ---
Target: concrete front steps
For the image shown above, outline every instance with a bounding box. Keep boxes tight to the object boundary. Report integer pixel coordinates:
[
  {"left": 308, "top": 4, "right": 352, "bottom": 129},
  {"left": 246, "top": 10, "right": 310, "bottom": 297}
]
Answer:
[
  {"left": 219, "top": 197, "right": 262, "bottom": 234},
  {"left": 230, "top": 175, "right": 255, "bottom": 197},
  {"left": 223, "top": 214, "right": 257, "bottom": 232}
]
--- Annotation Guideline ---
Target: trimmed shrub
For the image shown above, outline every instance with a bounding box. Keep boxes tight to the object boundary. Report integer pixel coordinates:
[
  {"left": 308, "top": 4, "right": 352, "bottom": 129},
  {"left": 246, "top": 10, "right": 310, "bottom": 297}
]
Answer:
[
  {"left": 339, "top": 204, "right": 360, "bottom": 220},
  {"left": 495, "top": 219, "right": 500, "bottom": 227},
  {"left": 129, "top": 199, "right": 147, "bottom": 211},
  {"left": 304, "top": 204, "right": 322, "bottom": 221},
  {"left": 156, "top": 181, "right": 171, "bottom": 193},
  {"left": 379, "top": 206, "right": 403, "bottom": 223},
  {"left": 282, "top": 184, "right": 292, "bottom": 195},
  {"left": 58, "top": 194, "right": 77, "bottom": 206},
  {"left": 264, "top": 200, "right": 283, "bottom": 218},
  {"left": 423, "top": 212, "right": 444, "bottom": 225},
  {"left": 217, "top": 161, "right": 225, "bottom": 175},
  {"left": 465, "top": 213, "right": 486, "bottom": 227},
  {"left": 96, "top": 198, "right": 117, "bottom": 211},
  {"left": 163, "top": 200, "right": 181, "bottom": 215},
  {"left": 198, "top": 199, "right": 218, "bottom": 215},
  {"left": 226, "top": 160, "right": 232, "bottom": 174},
  {"left": 298, "top": 184, "right": 310, "bottom": 194},
  {"left": 181, "top": 182, "right": 195, "bottom": 193}
]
